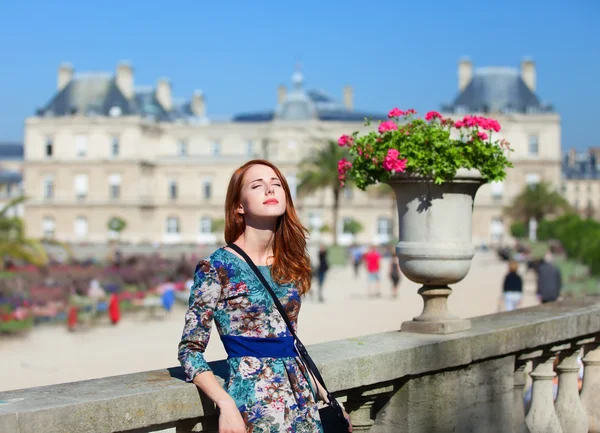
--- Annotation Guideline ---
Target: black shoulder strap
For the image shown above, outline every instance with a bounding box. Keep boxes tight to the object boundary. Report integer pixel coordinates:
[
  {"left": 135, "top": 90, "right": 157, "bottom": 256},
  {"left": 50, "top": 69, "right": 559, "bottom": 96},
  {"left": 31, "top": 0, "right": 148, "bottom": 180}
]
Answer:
[{"left": 225, "top": 243, "right": 334, "bottom": 399}]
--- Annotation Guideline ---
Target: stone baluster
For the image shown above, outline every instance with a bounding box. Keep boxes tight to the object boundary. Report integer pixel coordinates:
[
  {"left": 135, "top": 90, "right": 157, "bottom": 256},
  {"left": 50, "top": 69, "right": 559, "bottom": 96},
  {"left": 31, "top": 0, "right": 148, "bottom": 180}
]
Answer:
[
  {"left": 581, "top": 335, "right": 600, "bottom": 433},
  {"left": 344, "top": 385, "right": 393, "bottom": 431},
  {"left": 513, "top": 359, "right": 531, "bottom": 433},
  {"left": 525, "top": 350, "right": 563, "bottom": 433},
  {"left": 553, "top": 342, "right": 588, "bottom": 433}
]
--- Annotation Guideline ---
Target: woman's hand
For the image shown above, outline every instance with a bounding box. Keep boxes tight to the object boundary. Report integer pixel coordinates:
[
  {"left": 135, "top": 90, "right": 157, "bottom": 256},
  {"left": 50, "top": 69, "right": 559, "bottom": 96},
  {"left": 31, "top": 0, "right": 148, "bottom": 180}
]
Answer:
[
  {"left": 343, "top": 409, "right": 353, "bottom": 432},
  {"left": 218, "top": 401, "right": 246, "bottom": 433}
]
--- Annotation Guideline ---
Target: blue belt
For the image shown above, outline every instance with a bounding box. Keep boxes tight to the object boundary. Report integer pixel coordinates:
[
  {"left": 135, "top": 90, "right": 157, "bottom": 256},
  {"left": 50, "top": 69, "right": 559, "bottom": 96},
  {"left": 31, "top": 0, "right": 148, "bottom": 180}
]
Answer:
[{"left": 220, "top": 335, "right": 297, "bottom": 359}]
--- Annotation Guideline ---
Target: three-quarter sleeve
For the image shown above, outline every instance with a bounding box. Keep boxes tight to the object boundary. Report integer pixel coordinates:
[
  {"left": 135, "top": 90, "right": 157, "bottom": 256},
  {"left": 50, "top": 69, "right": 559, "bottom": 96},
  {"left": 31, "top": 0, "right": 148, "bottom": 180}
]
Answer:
[{"left": 178, "top": 260, "right": 222, "bottom": 382}]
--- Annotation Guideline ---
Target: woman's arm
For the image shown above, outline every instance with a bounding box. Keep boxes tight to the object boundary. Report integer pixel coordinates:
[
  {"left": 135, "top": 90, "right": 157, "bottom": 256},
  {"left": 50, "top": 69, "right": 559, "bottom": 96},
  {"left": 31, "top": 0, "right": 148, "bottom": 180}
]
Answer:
[{"left": 178, "top": 261, "right": 245, "bottom": 432}]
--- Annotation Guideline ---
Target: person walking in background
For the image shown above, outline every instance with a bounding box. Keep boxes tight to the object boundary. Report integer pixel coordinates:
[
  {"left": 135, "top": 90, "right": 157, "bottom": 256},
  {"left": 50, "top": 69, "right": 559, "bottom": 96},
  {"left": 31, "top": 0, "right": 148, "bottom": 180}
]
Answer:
[
  {"left": 349, "top": 244, "right": 363, "bottom": 277},
  {"left": 536, "top": 250, "right": 563, "bottom": 303},
  {"left": 502, "top": 260, "right": 523, "bottom": 311},
  {"left": 316, "top": 245, "right": 329, "bottom": 303},
  {"left": 363, "top": 245, "right": 382, "bottom": 298},
  {"left": 389, "top": 255, "right": 401, "bottom": 299}
]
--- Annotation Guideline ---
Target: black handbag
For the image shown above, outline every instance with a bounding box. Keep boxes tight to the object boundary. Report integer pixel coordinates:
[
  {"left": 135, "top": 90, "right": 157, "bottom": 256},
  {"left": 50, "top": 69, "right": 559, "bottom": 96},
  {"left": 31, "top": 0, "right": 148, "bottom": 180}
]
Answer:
[{"left": 226, "top": 244, "right": 350, "bottom": 432}]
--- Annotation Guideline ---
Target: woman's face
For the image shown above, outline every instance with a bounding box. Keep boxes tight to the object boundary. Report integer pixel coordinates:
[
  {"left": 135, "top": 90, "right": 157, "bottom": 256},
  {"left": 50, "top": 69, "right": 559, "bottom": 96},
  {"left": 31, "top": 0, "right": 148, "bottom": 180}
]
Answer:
[{"left": 238, "top": 164, "right": 287, "bottom": 221}]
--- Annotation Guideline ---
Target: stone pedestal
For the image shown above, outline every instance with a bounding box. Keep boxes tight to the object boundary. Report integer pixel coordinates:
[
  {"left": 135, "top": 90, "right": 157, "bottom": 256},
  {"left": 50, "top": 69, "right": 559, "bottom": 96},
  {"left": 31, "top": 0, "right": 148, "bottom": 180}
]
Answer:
[
  {"left": 581, "top": 339, "right": 600, "bottom": 433},
  {"left": 554, "top": 345, "right": 588, "bottom": 433},
  {"left": 389, "top": 169, "right": 484, "bottom": 335}
]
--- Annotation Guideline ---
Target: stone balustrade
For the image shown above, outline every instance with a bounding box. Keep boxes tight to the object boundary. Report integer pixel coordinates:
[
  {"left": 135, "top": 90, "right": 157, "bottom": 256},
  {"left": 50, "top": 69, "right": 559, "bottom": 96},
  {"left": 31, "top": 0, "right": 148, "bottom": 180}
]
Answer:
[{"left": 1, "top": 297, "right": 600, "bottom": 433}]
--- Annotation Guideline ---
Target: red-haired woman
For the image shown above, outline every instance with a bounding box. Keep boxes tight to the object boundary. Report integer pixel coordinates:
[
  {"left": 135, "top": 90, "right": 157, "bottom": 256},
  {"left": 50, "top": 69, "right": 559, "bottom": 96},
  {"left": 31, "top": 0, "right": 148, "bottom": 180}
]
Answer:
[{"left": 178, "top": 160, "right": 352, "bottom": 432}]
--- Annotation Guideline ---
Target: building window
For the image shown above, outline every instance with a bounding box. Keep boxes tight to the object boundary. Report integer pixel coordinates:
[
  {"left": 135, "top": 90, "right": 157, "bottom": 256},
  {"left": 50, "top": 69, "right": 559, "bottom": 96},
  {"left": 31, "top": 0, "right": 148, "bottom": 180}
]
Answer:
[
  {"left": 212, "top": 140, "right": 221, "bottom": 156},
  {"left": 247, "top": 140, "right": 254, "bottom": 156},
  {"left": 286, "top": 174, "right": 297, "bottom": 201},
  {"left": 45, "top": 138, "right": 53, "bottom": 157},
  {"left": 74, "top": 216, "right": 88, "bottom": 239},
  {"left": 74, "top": 174, "right": 88, "bottom": 200},
  {"left": 75, "top": 135, "right": 87, "bottom": 157},
  {"left": 42, "top": 216, "right": 55, "bottom": 238},
  {"left": 377, "top": 217, "right": 393, "bottom": 236},
  {"left": 43, "top": 175, "right": 54, "bottom": 199},
  {"left": 308, "top": 212, "right": 322, "bottom": 232},
  {"left": 528, "top": 135, "right": 539, "bottom": 156},
  {"left": 526, "top": 173, "right": 541, "bottom": 188},
  {"left": 169, "top": 180, "right": 178, "bottom": 199},
  {"left": 342, "top": 217, "right": 353, "bottom": 234},
  {"left": 178, "top": 140, "right": 188, "bottom": 156},
  {"left": 111, "top": 137, "right": 120, "bottom": 157},
  {"left": 344, "top": 187, "right": 353, "bottom": 200},
  {"left": 109, "top": 174, "right": 121, "bottom": 199},
  {"left": 490, "top": 181, "right": 504, "bottom": 202},
  {"left": 166, "top": 216, "right": 180, "bottom": 234},
  {"left": 203, "top": 179, "right": 212, "bottom": 199},
  {"left": 199, "top": 216, "right": 212, "bottom": 234}
]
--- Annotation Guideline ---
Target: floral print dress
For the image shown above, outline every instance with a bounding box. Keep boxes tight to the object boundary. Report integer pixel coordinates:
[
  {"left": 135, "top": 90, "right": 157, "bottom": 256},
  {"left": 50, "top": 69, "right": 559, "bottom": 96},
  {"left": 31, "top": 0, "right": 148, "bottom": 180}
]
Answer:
[{"left": 178, "top": 248, "right": 323, "bottom": 433}]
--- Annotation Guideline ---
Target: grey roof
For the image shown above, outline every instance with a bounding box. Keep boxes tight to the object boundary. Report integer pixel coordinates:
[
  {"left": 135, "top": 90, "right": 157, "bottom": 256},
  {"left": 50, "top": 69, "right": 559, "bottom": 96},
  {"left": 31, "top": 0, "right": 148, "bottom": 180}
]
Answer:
[
  {"left": 0, "top": 171, "right": 22, "bottom": 183},
  {"left": 0, "top": 143, "right": 24, "bottom": 160},
  {"left": 38, "top": 74, "right": 134, "bottom": 117},
  {"left": 37, "top": 73, "right": 195, "bottom": 122},
  {"left": 233, "top": 72, "right": 387, "bottom": 123},
  {"left": 563, "top": 151, "right": 600, "bottom": 180},
  {"left": 442, "top": 67, "right": 553, "bottom": 114}
]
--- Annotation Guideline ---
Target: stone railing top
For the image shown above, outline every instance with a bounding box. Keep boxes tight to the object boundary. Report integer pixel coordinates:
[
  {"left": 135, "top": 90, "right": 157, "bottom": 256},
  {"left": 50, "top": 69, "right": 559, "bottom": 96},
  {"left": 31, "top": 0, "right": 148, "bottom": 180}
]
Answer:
[{"left": 1, "top": 297, "right": 599, "bottom": 433}]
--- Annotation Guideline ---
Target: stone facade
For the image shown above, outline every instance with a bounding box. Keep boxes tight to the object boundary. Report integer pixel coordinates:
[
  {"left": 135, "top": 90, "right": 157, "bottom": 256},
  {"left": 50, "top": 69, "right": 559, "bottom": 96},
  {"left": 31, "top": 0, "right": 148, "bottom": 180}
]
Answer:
[
  {"left": 562, "top": 148, "right": 600, "bottom": 219},
  {"left": 22, "top": 58, "right": 561, "bottom": 246}
]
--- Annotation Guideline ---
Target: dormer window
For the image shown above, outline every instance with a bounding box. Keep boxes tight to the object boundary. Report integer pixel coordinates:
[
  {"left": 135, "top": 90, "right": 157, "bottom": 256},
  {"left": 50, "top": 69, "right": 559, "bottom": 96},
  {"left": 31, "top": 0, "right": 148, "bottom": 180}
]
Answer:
[{"left": 109, "top": 106, "right": 122, "bottom": 117}]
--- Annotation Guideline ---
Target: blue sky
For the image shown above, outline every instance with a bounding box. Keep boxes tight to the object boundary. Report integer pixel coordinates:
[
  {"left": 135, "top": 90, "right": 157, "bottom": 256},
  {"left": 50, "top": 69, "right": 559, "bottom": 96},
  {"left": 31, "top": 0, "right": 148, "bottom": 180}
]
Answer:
[{"left": 0, "top": 0, "right": 598, "bottom": 151}]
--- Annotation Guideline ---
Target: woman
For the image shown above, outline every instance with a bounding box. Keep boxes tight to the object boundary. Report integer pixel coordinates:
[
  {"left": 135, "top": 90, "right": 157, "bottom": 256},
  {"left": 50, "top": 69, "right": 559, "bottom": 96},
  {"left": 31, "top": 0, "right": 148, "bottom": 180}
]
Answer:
[
  {"left": 178, "top": 160, "right": 352, "bottom": 433},
  {"left": 502, "top": 260, "right": 523, "bottom": 311}
]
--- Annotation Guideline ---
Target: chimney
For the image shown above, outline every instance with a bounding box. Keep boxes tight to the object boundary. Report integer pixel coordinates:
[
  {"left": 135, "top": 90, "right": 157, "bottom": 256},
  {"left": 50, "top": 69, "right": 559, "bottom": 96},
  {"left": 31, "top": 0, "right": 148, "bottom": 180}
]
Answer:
[
  {"left": 343, "top": 85, "right": 354, "bottom": 111},
  {"left": 191, "top": 90, "right": 205, "bottom": 117},
  {"left": 58, "top": 63, "right": 74, "bottom": 91},
  {"left": 458, "top": 58, "right": 473, "bottom": 91},
  {"left": 156, "top": 78, "right": 172, "bottom": 111},
  {"left": 277, "top": 85, "right": 286, "bottom": 105},
  {"left": 116, "top": 61, "right": 134, "bottom": 99},
  {"left": 568, "top": 148, "right": 576, "bottom": 168},
  {"left": 521, "top": 58, "right": 536, "bottom": 92}
]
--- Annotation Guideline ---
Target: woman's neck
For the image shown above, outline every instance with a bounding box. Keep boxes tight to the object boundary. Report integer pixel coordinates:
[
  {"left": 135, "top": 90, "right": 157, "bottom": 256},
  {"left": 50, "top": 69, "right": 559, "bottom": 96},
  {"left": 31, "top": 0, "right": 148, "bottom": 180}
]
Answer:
[{"left": 235, "top": 226, "right": 275, "bottom": 266}]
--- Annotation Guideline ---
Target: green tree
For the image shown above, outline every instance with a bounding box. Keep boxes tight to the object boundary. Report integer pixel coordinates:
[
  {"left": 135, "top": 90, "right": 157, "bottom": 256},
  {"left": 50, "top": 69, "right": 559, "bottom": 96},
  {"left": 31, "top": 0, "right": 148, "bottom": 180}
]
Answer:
[
  {"left": 342, "top": 217, "right": 363, "bottom": 243},
  {"left": 298, "top": 140, "right": 349, "bottom": 245},
  {"left": 505, "top": 182, "right": 571, "bottom": 239},
  {"left": 108, "top": 216, "right": 127, "bottom": 240},
  {"left": 0, "top": 196, "right": 48, "bottom": 268}
]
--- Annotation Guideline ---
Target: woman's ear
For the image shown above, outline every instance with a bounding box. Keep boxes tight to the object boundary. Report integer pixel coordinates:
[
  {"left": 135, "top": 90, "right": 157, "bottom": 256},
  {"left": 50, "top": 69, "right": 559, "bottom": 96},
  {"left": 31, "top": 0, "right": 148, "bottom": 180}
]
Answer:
[{"left": 237, "top": 203, "right": 245, "bottom": 215}]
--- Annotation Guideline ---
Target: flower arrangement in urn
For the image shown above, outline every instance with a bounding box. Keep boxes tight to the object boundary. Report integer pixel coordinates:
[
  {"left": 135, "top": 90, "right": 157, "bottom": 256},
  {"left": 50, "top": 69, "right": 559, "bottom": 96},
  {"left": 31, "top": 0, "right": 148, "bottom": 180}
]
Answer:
[
  {"left": 337, "top": 108, "right": 513, "bottom": 189},
  {"left": 338, "top": 109, "right": 514, "bottom": 334}
]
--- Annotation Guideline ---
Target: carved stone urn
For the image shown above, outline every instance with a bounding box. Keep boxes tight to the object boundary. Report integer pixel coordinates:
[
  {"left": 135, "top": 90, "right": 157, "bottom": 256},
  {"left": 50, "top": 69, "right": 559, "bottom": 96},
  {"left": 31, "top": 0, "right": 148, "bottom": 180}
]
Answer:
[{"left": 387, "top": 169, "right": 485, "bottom": 334}]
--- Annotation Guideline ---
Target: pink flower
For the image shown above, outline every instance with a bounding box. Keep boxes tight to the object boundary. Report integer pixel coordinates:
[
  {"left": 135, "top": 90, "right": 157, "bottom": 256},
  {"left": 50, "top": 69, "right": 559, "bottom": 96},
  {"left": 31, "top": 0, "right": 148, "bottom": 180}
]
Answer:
[
  {"left": 338, "top": 134, "right": 352, "bottom": 147},
  {"left": 425, "top": 111, "right": 442, "bottom": 121},
  {"left": 388, "top": 108, "right": 405, "bottom": 118},
  {"left": 378, "top": 121, "right": 398, "bottom": 133},
  {"left": 382, "top": 149, "right": 408, "bottom": 173},
  {"left": 464, "top": 115, "right": 477, "bottom": 127},
  {"left": 487, "top": 119, "right": 501, "bottom": 132},
  {"left": 477, "top": 131, "right": 488, "bottom": 141},
  {"left": 405, "top": 109, "right": 417, "bottom": 115},
  {"left": 337, "top": 158, "right": 352, "bottom": 176},
  {"left": 454, "top": 120, "right": 464, "bottom": 128}
]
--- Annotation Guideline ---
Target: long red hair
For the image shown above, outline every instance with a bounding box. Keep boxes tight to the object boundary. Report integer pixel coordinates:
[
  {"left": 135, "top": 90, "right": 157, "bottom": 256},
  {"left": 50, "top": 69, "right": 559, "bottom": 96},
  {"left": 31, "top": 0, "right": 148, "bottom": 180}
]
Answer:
[{"left": 224, "top": 159, "right": 312, "bottom": 295}]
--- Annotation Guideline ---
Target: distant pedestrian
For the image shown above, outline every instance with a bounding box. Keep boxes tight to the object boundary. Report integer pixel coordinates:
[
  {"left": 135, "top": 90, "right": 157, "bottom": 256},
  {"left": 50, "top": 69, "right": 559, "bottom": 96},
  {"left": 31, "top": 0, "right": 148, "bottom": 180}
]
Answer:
[
  {"left": 316, "top": 245, "right": 329, "bottom": 302},
  {"left": 363, "top": 245, "right": 382, "bottom": 297},
  {"left": 389, "top": 255, "right": 401, "bottom": 299},
  {"left": 502, "top": 260, "right": 523, "bottom": 311},
  {"left": 536, "top": 250, "right": 562, "bottom": 303},
  {"left": 349, "top": 244, "right": 363, "bottom": 277}
]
